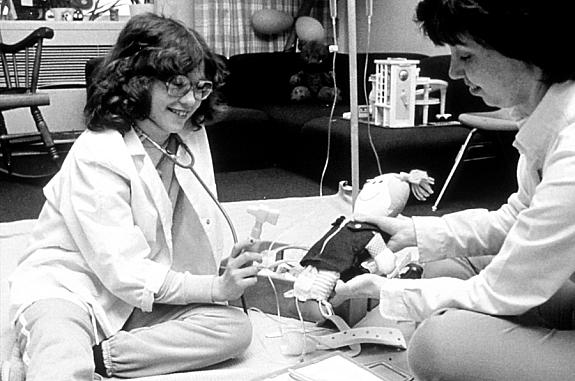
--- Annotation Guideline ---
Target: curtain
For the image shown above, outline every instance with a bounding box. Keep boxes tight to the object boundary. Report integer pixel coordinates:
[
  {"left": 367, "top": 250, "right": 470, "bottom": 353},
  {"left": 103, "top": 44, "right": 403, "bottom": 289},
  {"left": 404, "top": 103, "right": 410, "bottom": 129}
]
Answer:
[{"left": 193, "top": 0, "right": 332, "bottom": 57}]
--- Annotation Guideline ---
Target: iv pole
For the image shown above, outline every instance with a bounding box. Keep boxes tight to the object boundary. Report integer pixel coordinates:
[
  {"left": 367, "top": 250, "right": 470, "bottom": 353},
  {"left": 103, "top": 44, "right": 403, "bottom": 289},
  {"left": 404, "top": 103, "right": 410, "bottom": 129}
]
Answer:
[{"left": 346, "top": 0, "right": 360, "bottom": 209}]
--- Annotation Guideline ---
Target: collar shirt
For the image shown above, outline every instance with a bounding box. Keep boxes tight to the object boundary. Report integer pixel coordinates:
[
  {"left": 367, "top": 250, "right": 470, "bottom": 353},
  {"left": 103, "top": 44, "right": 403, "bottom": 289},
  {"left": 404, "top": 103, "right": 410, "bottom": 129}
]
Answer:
[
  {"left": 8, "top": 126, "right": 229, "bottom": 338},
  {"left": 379, "top": 81, "right": 575, "bottom": 322}
]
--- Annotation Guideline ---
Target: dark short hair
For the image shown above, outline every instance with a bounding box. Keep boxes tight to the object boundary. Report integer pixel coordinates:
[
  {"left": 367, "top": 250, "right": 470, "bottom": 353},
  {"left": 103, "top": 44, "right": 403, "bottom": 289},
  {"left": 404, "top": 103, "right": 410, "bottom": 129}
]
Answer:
[
  {"left": 415, "top": 0, "right": 575, "bottom": 84},
  {"left": 84, "top": 13, "right": 226, "bottom": 133}
]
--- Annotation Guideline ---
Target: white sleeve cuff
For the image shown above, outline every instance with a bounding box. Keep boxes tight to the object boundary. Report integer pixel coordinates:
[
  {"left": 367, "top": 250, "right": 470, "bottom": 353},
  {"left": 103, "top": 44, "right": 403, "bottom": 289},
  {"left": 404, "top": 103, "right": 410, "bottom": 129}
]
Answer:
[
  {"left": 378, "top": 278, "right": 414, "bottom": 321},
  {"left": 140, "top": 261, "right": 171, "bottom": 312},
  {"left": 154, "top": 270, "right": 216, "bottom": 305}
]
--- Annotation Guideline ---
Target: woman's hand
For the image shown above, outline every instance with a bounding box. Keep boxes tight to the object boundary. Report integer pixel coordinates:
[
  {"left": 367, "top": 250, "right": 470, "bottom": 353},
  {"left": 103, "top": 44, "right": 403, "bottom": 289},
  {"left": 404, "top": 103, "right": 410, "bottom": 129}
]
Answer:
[
  {"left": 330, "top": 274, "right": 387, "bottom": 306},
  {"left": 355, "top": 214, "right": 416, "bottom": 252},
  {"left": 212, "top": 239, "right": 263, "bottom": 302}
]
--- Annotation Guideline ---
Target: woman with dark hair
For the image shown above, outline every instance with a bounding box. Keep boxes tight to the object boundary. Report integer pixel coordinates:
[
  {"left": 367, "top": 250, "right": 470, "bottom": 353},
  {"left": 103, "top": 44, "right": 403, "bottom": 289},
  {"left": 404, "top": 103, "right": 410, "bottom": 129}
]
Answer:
[
  {"left": 333, "top": 1, "right": 575, "bottom": 380},
  {"left": 3, "top": 13, "right": 260, "bottom": 381}
]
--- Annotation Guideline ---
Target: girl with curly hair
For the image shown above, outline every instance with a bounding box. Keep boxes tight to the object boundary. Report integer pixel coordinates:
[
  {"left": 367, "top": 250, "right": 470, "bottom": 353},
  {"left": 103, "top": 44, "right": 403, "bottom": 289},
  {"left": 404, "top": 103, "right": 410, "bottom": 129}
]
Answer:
[{"left": 3, "top": 13, "right": 260, "bottom": 381}]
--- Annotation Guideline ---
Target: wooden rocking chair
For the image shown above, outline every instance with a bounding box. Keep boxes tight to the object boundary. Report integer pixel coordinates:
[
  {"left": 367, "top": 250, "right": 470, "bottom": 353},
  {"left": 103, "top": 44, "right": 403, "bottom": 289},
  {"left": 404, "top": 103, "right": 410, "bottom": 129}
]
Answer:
[{"left": 0, "top": 26, "right": 60, "bottom": 179}]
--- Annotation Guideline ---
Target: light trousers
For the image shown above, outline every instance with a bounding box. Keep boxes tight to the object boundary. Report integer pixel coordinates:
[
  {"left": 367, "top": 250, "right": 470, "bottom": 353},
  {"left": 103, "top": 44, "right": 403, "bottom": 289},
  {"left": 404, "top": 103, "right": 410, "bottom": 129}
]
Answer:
[
  {"left": 15, "top": 298, "right": 252, "bottom": 381},
  {"left": 407, "top": 256, "right": 575, "bottom": 381}
]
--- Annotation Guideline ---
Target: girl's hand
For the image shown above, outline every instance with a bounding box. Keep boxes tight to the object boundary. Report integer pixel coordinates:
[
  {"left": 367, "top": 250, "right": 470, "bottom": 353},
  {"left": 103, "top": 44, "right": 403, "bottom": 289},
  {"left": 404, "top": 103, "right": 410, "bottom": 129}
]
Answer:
[
  {"left": 212, "top": 239, "right": 263, "bottom": 302},
  {"left": 330, "top": 274, "right": 386, "bottom": 306},
  {"left": 355, "top": 214, "right": 416, "bottom": 252}
]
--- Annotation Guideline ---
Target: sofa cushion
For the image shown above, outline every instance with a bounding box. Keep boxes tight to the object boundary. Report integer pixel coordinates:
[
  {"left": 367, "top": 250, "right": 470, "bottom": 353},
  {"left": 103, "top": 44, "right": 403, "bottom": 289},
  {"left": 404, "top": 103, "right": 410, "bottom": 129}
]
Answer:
[
  {"left": 299, "top": 116, "right": 472, "bottom": 188},
  {"left": 258, "top": 103, "right": 347, "bottom": 133},
  {"left": 205, "top": 106, "right": 274, "bottom": 171}
]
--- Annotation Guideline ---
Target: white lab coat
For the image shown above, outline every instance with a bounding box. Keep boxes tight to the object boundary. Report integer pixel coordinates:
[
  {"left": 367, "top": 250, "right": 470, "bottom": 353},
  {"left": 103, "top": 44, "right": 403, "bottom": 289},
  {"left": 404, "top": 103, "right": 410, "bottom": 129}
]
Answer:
[{"left": 9, "top": 127, "right": 230, "bottom": 338}]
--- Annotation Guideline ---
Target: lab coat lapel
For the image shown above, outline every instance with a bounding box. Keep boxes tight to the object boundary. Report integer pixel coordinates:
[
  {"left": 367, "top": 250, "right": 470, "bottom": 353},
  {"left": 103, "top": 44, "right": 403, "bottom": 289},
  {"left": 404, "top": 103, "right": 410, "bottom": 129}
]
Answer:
[
  {"left": 175, "top": 128, "right": 227, "bottom": 264},
  {"left": 124, "top": 129, "right": 174, "bottom": 252}
]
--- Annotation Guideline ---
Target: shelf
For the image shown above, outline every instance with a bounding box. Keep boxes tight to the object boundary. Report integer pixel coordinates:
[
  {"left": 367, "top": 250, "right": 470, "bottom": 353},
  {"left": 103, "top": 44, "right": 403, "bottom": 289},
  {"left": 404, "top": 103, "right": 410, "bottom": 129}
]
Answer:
[{"left": 1, "top": 20, "right": 125, "bottom": 45}]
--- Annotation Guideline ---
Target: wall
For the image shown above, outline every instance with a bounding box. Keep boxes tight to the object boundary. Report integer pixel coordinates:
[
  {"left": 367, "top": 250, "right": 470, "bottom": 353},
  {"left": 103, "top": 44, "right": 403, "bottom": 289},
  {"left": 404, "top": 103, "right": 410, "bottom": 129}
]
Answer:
[
  {"left": 336, "top": 0, "right": 448, "bottom": 56},
  {"left": 155, "top": 0, "right": 194, "bottom": 27},
  {"left": 183, "top": 1, "right": 445, "bottom": 56},
  {"left": 3, "top": 88, "right": 87, "bottom": 133}
]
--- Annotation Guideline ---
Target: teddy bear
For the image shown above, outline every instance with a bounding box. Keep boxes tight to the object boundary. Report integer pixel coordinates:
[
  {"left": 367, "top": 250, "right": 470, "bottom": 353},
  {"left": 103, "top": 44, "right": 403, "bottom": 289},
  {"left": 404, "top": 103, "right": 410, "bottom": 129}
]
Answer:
[{"left": 289, "top": 40, "right": 342, "bottom": 104}]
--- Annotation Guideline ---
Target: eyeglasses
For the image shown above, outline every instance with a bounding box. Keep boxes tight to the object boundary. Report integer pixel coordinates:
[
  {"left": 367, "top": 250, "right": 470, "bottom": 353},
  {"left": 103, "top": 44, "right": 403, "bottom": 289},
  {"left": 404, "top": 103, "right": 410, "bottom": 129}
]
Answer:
[{"left": 165, "top": 75, "right": 213, "bottom": 100}]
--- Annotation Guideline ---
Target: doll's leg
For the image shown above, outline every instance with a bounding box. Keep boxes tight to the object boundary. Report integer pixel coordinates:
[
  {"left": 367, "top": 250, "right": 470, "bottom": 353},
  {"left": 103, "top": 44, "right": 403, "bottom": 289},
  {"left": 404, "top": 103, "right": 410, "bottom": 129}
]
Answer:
[
  {"left": 17, "top": 299, "right": 97, "bottom": 381},
  {"left": 99, "top": 303, "right": 251, "bottom": 378},
  {"left": 408, "top": 281, "right": 575, "bottom": 381}
]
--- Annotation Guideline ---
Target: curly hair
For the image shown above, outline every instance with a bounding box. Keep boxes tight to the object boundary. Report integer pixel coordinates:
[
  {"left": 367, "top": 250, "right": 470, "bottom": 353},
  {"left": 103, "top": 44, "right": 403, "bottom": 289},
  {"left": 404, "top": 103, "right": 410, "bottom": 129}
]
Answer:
[
  {"left": 414, "top": 0, "right": 575, "bottom": 84},
  {"left": 84, "top": 13, "right": 227, "bottom": 133}
]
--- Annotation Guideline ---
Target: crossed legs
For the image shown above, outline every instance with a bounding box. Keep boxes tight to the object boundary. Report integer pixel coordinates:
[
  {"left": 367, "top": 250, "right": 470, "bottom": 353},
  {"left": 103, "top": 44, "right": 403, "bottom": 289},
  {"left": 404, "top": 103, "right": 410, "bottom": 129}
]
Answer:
[
  {"left": 408, "top": 256, "right": 575, "bottom": 381},
  {"left": 15, "top": 299, "right": 252, "bottom": 381}
]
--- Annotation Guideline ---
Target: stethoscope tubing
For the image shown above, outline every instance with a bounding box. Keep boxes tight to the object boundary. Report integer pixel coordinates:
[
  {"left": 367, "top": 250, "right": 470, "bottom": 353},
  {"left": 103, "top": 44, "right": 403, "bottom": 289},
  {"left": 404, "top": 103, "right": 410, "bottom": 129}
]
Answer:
[{"left": 133, "top": 125, "right": 238, "bottom": 243}]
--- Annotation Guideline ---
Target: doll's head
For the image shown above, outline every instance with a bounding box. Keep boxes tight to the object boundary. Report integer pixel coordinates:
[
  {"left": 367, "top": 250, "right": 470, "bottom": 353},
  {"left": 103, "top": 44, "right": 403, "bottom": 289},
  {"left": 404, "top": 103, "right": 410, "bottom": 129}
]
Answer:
[{"left": 354, "top": 173, "right": 410, "bottom": 218}]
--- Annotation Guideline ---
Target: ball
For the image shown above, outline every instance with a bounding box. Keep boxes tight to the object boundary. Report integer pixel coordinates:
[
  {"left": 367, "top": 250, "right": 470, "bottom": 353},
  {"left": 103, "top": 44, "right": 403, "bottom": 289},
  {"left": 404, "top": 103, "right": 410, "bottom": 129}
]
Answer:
[
  {"left": 251, "top": 9, "right": 294, "bottom": 35},
  {"left": 295, "top": 16, "right": 325, "bottom": 42}
]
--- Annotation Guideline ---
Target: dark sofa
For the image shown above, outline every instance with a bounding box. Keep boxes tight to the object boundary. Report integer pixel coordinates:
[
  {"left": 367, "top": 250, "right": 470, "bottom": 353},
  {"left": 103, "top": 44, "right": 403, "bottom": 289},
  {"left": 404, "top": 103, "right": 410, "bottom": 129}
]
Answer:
[
  {"left": 208, "top": 51, "right": 499, "bottom": 190},
  {"left": 210, "top": 51, "right": 430, "bottom": 172}
]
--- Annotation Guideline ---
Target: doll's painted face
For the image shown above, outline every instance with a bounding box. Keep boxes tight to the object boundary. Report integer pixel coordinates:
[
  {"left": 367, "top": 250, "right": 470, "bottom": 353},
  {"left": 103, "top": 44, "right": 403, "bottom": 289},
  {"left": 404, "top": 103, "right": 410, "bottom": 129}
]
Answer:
[
  {"left": 448, "top": 36, "right": 546, "bottom": 116},
  {"left": 136, "top": 68, "right": 208, "bottom": 143}
]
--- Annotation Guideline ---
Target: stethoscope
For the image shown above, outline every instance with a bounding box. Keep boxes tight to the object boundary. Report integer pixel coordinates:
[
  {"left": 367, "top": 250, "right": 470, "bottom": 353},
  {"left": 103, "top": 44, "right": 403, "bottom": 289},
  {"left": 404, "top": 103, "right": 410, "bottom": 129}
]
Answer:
[{"left": 132, "top": 124, "right": 238, "bottom": 244}]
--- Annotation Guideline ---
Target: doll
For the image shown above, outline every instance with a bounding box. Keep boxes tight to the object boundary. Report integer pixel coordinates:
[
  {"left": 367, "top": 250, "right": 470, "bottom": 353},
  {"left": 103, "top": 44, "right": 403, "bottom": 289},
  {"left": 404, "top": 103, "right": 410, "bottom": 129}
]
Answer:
[{"left": 292, "top": 170, "right": 434, "bottom": 322}]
